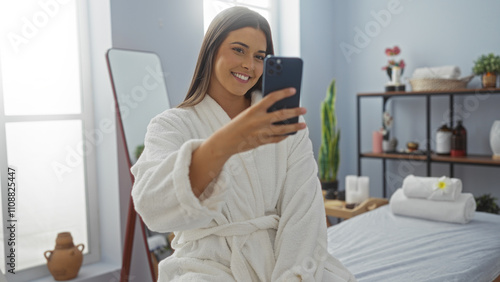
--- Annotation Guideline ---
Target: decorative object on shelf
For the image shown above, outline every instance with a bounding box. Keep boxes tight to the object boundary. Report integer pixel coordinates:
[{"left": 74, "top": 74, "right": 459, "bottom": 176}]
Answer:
[
  {"left": 472, "top": 53, "right": 500, "bottom": 88},
  {"left": 345, "top": 175, "right": 370, "bottom": 205},
  {"left": 388, "top": 137, "right": 398, "bottom": 152},
  {"left": 451, "top": 120, "right": 467, "bottom": 157},
  {"left": 475, "top": 194, "right": 500, "bottom": 214},
  {"left": 436, "top": 123, "right": 452, "bottom": 155},
  {"left": 381, "top": 111, "right": 397, "bottom": 152},
  {"left": 372, "top": 131, "right": 383, "bottom": 153},
  {"left": 406, "top": 141, "right": 419, "bottom": 152},
  {"left": 382, "top": 46, "right": 406, "bottom": 92},
  {"left": 383, "top": 138, "right": 398, "bottom": 152},
  {"left": 319, "top": 79, "right": 341, "bottom": 200},
  {"left": 44, "top": 232, "right": 84, "bottom": 281},
  {"left": 490, "top": 120, "right": 500, "bottom": 159},
  {"left": 409, "top": 65, "right": 473, "bottom": 91}
]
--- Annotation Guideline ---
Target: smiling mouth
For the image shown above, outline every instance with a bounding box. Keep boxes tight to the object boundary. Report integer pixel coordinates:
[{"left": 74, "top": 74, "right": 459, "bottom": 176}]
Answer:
[{"left": 232, "top": 72, "right": 250, "bottom": 81}]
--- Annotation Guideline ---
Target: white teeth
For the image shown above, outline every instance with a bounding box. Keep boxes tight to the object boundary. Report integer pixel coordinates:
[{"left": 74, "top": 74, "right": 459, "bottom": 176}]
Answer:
[{"left": 233, "top": 72, "right": 249, "bottom": 81}]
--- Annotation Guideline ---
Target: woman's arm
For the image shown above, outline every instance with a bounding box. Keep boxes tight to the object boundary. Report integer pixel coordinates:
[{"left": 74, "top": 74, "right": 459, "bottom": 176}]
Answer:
[
  {"left": 132, "top": 88, "right": 306, "bottom": 232},
  {"left": 189, "top": 88, "right": 307, "bottom": 197}
]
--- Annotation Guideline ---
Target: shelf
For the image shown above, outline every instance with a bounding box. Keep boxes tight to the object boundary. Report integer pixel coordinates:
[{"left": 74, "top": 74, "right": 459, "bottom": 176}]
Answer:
[
  {"left": 431, "top": 154, "right": 500, "bottom": 166},
  {"left": 361, "top": 152, "right": 500, "bottom": 166},
  {"left": 358, "top": 88, "right": 500, "bottom": 97},
  {"left": 361, "top": 152, "right": 427, "bottom": 161}
]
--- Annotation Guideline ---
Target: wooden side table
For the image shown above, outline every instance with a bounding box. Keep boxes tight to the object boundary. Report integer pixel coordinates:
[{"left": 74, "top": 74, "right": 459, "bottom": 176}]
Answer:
[{"left": 324, "top": 196, "right": 389, "bottom": 226}]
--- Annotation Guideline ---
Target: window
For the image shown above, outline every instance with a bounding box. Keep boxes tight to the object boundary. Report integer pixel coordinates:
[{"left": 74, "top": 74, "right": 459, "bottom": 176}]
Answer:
[
  {"left": 0, "top": 0, "right": 98, "bottom": 280},
  {"left": 203, "top": 0, "right": 300, "bottom": 56}
]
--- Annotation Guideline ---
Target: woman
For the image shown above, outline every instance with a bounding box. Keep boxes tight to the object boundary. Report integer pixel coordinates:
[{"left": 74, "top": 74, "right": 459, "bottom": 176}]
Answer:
[{"left": 131, "top": 6, "right": 355, "bottom": 282}]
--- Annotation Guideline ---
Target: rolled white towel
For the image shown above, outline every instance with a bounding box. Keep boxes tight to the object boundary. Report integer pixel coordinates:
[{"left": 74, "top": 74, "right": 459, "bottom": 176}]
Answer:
[
  {"left": 402, "top": 175, "right": 462, "bottom": 201},
  {"left": 412, "top": 65, "right": 461, "bottom": 79},
  {"left": 390, "top": 188, "right": 476, "bottom": 224}
]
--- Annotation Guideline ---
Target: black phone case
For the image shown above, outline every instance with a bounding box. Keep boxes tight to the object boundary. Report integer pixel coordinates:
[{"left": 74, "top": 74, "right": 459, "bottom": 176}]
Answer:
[{"left": 262, "top": 56, "right": 303, "bottom": 134}]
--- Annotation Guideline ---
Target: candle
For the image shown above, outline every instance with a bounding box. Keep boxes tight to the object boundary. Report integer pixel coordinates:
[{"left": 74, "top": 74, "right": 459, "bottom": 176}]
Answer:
[
  {"left": 373, "top": 131, "right": 383, "bottom": 153},
  {"left": 345, "top": 175, "right": 370, "bottom": 204},
  {"left": 358, "top": 176, "right": 370, "bottom": 203},
  {"left": 346, "top": 175, "right": 360, "bottom": 204}
]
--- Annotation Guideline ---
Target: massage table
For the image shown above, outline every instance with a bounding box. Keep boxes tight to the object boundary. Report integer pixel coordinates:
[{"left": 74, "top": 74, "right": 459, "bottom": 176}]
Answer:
[{"left": 327, "top": 205, "right": 500, "bottom": 281}]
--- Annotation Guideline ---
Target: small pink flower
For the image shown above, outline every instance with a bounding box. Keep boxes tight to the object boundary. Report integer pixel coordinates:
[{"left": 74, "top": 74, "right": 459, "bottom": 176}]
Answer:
[
  {"left": 385, "top": 48, "right": 393, "bottom": 56},
  {"left": 393, "top": 46, "right": 401, "bottom": 55},
  {"left": 399, "top": 60, "right": 405, "bottom": 69}
]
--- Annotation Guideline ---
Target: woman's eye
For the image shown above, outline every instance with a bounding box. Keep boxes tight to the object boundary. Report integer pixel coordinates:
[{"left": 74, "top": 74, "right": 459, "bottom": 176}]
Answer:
[
  {"left": 255, "top": 55, "right": 265, "bottom": 61},
  {"left": 233, "top": 47, "right": 244, "bottom": 54}
]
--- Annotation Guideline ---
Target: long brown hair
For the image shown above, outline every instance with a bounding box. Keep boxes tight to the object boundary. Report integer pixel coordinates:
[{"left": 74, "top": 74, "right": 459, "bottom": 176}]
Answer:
[{"left": 177, "top": 6, "right": 274, "bottom": 108}]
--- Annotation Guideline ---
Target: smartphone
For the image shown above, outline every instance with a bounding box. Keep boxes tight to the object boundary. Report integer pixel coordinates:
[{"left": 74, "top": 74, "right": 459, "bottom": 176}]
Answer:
[{"left": 262, "top": 55, "right": 303, "bottom": 134}]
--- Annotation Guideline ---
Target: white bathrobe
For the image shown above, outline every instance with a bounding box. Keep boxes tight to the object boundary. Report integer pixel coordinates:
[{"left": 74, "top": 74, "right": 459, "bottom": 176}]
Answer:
[{"left": 131, "top": 92, "right": 355, "bottom": 282}]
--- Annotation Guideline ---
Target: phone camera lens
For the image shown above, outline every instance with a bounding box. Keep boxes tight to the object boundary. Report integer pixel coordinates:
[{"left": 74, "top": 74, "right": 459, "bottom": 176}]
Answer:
[
  {"left": 276, "top": 65, "right": 282, "bottom": 71},
  {"left": 268, "top": 60, "right": 275, "bottom": 66},
  {"left": 268, "top": 69, "right": 274, "bottom": 75}
]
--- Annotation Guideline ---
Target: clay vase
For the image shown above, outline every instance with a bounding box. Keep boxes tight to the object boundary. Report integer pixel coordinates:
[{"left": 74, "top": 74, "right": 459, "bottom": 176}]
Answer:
[{"left": 44, "top": 232, "right": 84, "bottom": 281}]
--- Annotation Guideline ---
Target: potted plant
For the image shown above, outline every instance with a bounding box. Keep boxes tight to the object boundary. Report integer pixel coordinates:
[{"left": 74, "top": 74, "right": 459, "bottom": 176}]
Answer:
[
  {"left": 382, "top": 46, "right": 406, "bottom": 91},
  {"left": 135, "top": 144, "right": 145, "bottom": 162},
  {"left": 472, "top": 53, "right": 500, "bottom": 88},
  {"left": 319, "top": 79, "right": 341, "bottom": 199},
  {"left": 475, "top": 194, "right": 500, "bottom": 214}
]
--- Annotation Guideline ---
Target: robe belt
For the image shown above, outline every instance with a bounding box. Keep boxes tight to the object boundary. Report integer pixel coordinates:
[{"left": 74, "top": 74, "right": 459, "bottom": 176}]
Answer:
[
  {"left": 177, "top": 214, "right": 280, "bottom": 243},
  {"left": 175, "top": 214, "right": 280, "bottom": 281}
]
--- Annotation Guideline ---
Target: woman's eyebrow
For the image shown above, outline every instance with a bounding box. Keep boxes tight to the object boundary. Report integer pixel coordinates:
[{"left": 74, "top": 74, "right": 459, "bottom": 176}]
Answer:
[{"left": 230, "top": 41, "right": 266, "bottom": 54}]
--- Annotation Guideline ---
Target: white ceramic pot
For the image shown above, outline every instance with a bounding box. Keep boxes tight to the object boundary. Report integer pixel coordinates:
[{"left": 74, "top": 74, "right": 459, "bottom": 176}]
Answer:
[
  {"left": 391, "top": 66, "right": 402, "bottom": 85},
  {"left": 490, "top": 120, "right": 500, "bottom": 159}
]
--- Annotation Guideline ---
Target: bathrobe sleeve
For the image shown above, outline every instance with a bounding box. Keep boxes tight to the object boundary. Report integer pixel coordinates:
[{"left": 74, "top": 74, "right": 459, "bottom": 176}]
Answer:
[
  {"left": 272, "top": 124, "right": 355, "bottom": 282},
  {"left": 130, "top": 111, "right": 230, "bottom": 233}
]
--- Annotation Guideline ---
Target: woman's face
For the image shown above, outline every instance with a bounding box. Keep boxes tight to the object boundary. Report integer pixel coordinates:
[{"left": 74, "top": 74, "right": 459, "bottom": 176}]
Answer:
[{"left": 208, "top": 27, "right": 267, "bottom": 100}]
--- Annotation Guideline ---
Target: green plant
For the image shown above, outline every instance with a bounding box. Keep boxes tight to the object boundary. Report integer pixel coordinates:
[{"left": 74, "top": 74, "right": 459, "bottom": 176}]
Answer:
[
  {"left": 135, "top": 144, "right": 145, "bottom": 161},
  {"left": 475, "top": 194, "right": 500, "bottom": 214},
  {"left": 472, "top": 53, "right": 500, "bottom": 75},
  {"left": 318, "top": 79, "right": 340, "bottom": 182}
]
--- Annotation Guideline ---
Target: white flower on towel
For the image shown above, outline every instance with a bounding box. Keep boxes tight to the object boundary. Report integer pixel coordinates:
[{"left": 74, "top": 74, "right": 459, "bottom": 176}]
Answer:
[{"left": 433, "top": 176, "right": 452, "bottom": 194}]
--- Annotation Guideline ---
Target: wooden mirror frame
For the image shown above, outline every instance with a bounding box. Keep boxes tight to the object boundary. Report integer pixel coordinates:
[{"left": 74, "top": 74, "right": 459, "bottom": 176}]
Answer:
[{"left": 106, "top": 48, "right": 171, "bottom": 281}]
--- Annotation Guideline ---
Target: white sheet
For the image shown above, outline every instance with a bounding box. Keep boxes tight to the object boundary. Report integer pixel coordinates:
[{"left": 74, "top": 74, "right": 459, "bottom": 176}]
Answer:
[{"left": 327, "top": 206, "right": 500, "bottom": 282}]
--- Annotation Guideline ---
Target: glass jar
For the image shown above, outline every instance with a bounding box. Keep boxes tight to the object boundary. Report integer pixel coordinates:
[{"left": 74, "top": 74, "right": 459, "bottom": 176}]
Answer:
[
  {"left": 451, "top": 120, "right": 467, "bottom": 157},
  {"left": 436, "top": 123, "right": 451, "bottom": 155}
]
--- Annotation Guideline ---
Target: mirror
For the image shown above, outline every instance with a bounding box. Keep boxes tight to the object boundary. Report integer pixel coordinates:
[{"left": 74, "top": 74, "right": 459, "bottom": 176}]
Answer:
[{"left": 106, "top": 48, "right": 172, "bottom": 281}]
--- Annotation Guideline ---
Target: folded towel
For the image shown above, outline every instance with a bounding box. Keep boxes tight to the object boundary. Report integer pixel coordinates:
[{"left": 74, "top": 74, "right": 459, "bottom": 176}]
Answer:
[
  {"left": 412, "top": 65, "right": 461, "bottom": 79},
  {"left": 402, "top": 175, "right": 462, "bottom": 201},
  {"left": 390, "top": 188, "right": 476, "bottom": 224}
]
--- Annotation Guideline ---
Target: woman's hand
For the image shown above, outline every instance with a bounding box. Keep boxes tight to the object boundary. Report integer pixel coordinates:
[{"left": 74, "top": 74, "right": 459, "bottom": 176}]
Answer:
[
  {"left": 190, "top": 88, "right": 306, "bottom": 197},
  {"left": 216, "top": 87, "right": 307, "bottom": 155}
]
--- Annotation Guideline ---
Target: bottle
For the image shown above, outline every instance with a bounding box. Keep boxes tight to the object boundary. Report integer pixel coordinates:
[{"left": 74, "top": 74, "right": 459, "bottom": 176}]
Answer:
[
  {"left": 436, "top": 123, "right": 452, "bottom": 155},
  {"left": 451, "top": 120, "right": 467, "bottom": 157}
]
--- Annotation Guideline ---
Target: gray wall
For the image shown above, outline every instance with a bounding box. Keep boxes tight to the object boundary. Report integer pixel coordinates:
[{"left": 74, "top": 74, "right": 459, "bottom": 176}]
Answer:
[
  {"left": 111, "top": 0, "right": 204, "bottom": 107},
  {"left": 309, "top": 0, "right": 500, "bottom": 200}
]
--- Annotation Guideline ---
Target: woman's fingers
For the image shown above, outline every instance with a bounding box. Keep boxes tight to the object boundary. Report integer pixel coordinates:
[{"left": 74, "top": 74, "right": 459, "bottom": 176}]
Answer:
[
  {"left": 268, "top": 122, "right": 307, "bottom": 136},
  {"left": 259, "top": 87, "right": 296, "bottom": 110},
  {"left": 268, "top": 107, "right": 307, "bottom": 124}
]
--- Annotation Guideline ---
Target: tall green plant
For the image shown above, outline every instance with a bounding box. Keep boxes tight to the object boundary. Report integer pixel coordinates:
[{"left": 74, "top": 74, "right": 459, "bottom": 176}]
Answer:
[{"left": 319, "top": 79, "right": 340, "bottom": 182}]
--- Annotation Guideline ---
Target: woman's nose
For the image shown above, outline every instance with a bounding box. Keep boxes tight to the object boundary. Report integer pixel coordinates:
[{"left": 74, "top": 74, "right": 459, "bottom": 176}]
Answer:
[{"left": 242, "top": 56, "right": 254, "bottom": 71}]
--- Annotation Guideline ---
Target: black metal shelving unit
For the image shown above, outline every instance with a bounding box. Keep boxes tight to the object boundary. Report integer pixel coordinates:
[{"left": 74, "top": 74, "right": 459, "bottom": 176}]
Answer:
[{"left": 357, "top": 88, "right": 500, "bottom": 198}]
